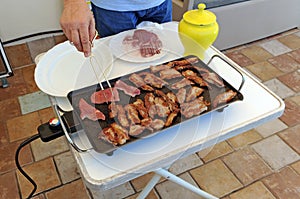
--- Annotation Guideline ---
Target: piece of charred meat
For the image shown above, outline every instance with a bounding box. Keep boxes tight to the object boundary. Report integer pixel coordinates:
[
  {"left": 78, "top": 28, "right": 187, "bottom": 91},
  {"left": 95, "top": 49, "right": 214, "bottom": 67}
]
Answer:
[
  {"left": 79, "top": 98, "right": 105, "bottom": 121},
  {"left": 159, "top": 68, "right": 182, "bottom": 79},
  {"left": 125, "top": 104, "right": 141, "bottom": 124},
  {"left": 182, "top": 70, "right": 210, "bottom": 88},
  {"left": 133, "top": 99, "right": 149, "bottom": 119},
  {"left": 150, "top": 62, "right": 174, "bottom": 73},
  {"left": 129, "top": 124, "right": 146, "bottom": 136},
  {"left": 150, "top": 119, "right": 165, "bottom": 130},
  {"left": 181, "top": 97, "right": 208, "bottom": 118},
  {"left": 212, "top": 90, "right": 237, "bottom": 108},
  {"left": 129, "top": 73, "right": 154, "bottom": 91},
  {"left": 116, "top": 104, "right": 130, "bottom": 127},
  {"left": 172, "top": 57, "right": 199, "bottom": 66},
  {"left": 202, "top": 72, "right": 225, "bottom": 88},
  {"left": 170, "top": 78, "right": 194, "bottom": 90},
  {"left": 165, "top": 110, "right": 179, "bottom": 127},
  {"left": 141, "top": 72, "right": 168, "bottom": 89},
  {"left": 175, "top": 88, "right": 187, "bottom": 104},
  {"left": 186, "top": 86, "right": 205, "bottom": 102},
  {"left": 99, "top": 123, "right": 129, "bottom": 145}
]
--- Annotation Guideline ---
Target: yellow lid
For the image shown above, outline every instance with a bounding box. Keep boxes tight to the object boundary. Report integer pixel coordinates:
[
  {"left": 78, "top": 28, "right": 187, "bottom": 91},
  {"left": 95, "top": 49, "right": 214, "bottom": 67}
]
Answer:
[{"left": 183, "top": 4, "right": 217, "bottom": 26}]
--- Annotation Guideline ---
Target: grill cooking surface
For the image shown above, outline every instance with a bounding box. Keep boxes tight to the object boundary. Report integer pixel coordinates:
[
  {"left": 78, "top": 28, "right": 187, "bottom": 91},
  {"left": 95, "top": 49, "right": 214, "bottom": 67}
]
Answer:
[{"left": 67, "top": 55, "right": 243, "bottom": 154}]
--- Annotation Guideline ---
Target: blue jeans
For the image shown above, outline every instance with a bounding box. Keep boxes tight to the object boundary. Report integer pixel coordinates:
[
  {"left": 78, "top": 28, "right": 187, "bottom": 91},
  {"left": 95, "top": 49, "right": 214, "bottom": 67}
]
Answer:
[{"left": 91, "top": 0, "right": 172, "bottom": 37}]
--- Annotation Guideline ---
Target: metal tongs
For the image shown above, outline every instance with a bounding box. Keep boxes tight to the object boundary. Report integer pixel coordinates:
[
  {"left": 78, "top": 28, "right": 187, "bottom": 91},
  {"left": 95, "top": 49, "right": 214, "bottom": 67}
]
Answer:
[{"left": 89, "top": 31, "right": 112, "bottom": 103}]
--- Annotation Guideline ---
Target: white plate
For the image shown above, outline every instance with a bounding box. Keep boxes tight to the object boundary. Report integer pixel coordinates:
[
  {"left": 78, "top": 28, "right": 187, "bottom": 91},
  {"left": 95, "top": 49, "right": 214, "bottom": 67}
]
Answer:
[
  {"left": 34, "top": 40, "right": 113, "bottom": 97},
  {"left": 109, "top": 28, "right": 167, "bottom": 63}
]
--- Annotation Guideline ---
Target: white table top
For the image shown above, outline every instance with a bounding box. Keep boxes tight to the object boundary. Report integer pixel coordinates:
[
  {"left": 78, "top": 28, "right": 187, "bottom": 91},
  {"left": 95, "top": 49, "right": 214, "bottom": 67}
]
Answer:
[{"left": 53, "top": 22, "right": 284, "bottom": 191}]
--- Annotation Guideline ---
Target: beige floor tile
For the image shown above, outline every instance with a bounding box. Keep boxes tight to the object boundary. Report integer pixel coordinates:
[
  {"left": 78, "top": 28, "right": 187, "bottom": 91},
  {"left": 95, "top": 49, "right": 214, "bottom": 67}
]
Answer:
[
  {"left": 278, "top": 34, "right": 300, "bottom": 50},
  {"left": 227, "top": 129, "right": 262, "bottom": 149},
  {"left": 6, "top": 112, "right": 41, "bottom": 142},
  {"left": 279, "top": 99, "right": 300, "bottom": 127},
  {"left": 17, "top": 158, "right": 61, "bottom": 198},
  {"left": 259, "top": 40, "right": 292, "bottom": 56},
  {"left": 169, "top": 153, "right": 203, "bottom": 175},
  {"left": 155, "top": 172, "right": 205, "bottom": 199},
  {"left": 255, "top": 118, "right": 288, "bottom": 138},
  {"left": 240, "top": 46, "right": 273, "bottom": 63},
  {"left": 252, "top": 135, "right": 300, "bottom": 170},
  {"left": 278, "top": 124, "right": 300, "bottom": 154},
  {"left": 31, "top": 137, "right": 69, "bottom": 161},
  {"left": 4, "top": 43, "right": 33, "bottom": 68},
  {"left": 263, "top": 78, "right": 295, "bottom": 99},
  {"left": 0, "top": 171, "right": 20, "bottom": 199},
  {"left": 222, "top": 147, "right": 272, "bottom": 185},
  {"left": 54, "top": 151, "right": 80, "bottom": 184},
  {"left": 245, "top": 62, "right": 284, "bottom": 82},
  {"left": 45, "top": 179, "right": 89, "bottom": 199},
  {"left": 230, "top": 181, "right": 275, "bottom": 199},
  {"left": 262, "top": 167, "right": 300, "bottom": 198},
  {"left": 0, "top": 140, "right": 33, "bottom": 173},
  {"left": 131, "top": 172, "right": 157, "bottom": 192},
  {"left": 291, "top": 161, "right": 300, "bottom": 175},
  {"left": 268, "top": 54, "right": 299, "bottom": 73},
  {"left": 190, "top": 159, "right": 242, "bottom": 198},
  {"left": 197, "top": 141, "right": 233, "bottom": 163}
]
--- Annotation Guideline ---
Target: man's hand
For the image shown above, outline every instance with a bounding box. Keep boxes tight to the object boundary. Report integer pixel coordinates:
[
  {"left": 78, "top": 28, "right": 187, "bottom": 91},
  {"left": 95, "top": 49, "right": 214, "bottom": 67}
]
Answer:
[{"left": 60, "top": 0, "right": 96, "bottom": 57}]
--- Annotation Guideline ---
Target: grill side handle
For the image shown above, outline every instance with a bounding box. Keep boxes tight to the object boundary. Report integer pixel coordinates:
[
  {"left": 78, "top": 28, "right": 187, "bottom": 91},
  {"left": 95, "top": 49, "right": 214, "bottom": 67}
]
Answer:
[{"left": 207, "top": 54, "right": 245, "bottom": 92}]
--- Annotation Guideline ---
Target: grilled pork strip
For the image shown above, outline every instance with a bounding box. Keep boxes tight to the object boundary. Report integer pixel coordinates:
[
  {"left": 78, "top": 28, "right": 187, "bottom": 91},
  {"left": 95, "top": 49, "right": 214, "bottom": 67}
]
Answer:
[
  {"left": 129, "top": 73, "right": 154, "bottom": 91},
  {"left": 186, "top": 86, "right": 205, "bottom": 102},
  {"left": 212, "top": 90, "right": 237, "bottom": 108},
  {"left": 142, "top": 72, "right": 168, "bottom": 88},
  {"left": 181, "top": 97, "right": 208, "bottom": 118},
  {"left": 159, "top": 68, "right": 182, "bottom": 79},
  {"left": 150, "top": 62, "right": 174, "bottom": 73},
  {"left": 171, "top": 78, "right": 194, "bottom": 90},
  {"left": 176, "top": 88, "right": 187, "bottom": 104},
  {"left": 125, "top": 104, "right": 140, "bottom": 124}
]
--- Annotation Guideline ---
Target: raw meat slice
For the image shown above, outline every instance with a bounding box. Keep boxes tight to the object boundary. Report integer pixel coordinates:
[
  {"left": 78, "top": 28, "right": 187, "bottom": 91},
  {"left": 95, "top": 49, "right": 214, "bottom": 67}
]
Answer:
[
  {"left": 91, "top": 88, "right": 120, "bottom": 104},
  {"left": 79, "top": 98, "right": 105, "bottom": 121},
  {"left": 114, "top": 80, "right": 140, "bottom": 97}
]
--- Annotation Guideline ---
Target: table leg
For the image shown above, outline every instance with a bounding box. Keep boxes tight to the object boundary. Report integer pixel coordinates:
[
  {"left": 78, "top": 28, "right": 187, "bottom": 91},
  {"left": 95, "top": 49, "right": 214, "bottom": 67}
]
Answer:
[
  {"left": 155, "top": 168, "right": 218, "bottom": 199},
  {"left": 136, "top": 173, "right": 162, "bottom": 199}
]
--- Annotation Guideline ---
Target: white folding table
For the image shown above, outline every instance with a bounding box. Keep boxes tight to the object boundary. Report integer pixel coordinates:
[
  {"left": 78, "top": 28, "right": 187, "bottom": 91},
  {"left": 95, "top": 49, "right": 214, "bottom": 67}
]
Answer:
[{"left": 51, "top": 22, "right": 285, "bottom": 199}]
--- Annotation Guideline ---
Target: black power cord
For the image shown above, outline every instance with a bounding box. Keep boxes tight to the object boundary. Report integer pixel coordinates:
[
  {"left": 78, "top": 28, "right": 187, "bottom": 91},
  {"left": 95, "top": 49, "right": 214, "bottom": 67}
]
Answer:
[{"left": 15, "top": 134, "right": 40, "bottom": 199}]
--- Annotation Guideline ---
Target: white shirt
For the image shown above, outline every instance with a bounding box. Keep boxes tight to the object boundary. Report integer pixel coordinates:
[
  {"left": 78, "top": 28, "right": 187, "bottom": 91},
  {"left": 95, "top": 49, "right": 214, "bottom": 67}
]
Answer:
[{"left": 91, "top": 0, "right": 166, "bottom": 11}]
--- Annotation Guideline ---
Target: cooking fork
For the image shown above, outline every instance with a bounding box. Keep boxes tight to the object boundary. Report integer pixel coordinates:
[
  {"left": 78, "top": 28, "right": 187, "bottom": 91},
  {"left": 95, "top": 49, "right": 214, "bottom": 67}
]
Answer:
[{"left": 89, "top": 31, "right": 113, "bottom": 103}]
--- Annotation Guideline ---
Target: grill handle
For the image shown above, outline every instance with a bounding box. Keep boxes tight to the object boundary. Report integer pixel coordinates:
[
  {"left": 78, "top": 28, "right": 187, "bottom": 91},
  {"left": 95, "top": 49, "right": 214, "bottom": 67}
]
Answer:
[
  {"left": 52, "top": 103, "right": 91, "bottom": 153},
  {"left": 207, "top": 54, "right": 245, "bottom": 92}
]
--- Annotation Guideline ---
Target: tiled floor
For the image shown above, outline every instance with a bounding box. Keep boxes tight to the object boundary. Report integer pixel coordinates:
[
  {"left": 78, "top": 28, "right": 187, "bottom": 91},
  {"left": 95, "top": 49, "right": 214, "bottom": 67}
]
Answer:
[{"left": 0, "top": 28, "right": 300, "bottom": 199}]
